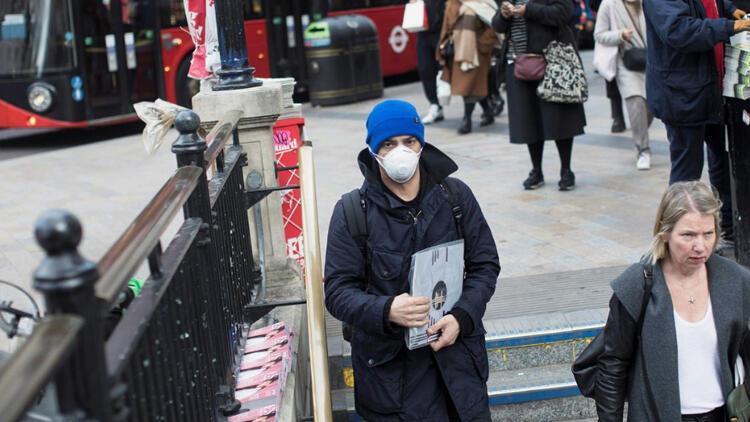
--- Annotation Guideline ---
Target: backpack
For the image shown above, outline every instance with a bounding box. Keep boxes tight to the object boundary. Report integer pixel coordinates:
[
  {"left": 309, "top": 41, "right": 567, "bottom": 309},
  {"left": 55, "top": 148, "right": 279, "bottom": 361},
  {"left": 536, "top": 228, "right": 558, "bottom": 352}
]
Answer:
[{"left": 339, "top": 178, "right": 465, "bottom": 342}]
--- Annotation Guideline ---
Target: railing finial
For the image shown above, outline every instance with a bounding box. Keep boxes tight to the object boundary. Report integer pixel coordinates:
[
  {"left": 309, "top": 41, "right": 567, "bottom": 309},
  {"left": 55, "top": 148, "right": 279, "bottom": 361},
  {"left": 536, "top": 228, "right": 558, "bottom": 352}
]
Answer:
[
  {"left": 173, "top": 110, "right": 207, "bottom": 155},
  {"left": 34, "top": 209, "right": 82, "bottom": 256},
  {"left": 33, "top": 209, "right": 97, "bottom": 292}
]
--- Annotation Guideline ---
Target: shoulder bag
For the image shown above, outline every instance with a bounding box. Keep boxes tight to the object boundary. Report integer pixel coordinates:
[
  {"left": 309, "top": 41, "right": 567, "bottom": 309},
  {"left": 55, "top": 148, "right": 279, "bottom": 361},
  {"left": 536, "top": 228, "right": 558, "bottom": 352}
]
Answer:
[
  {"left": 514, "top": 53, "right": 547, "bottom": 81},
  {"left": 537, "top": 37, "right": 589, "bottom": 104},
  {"left": 622, "top": 2, "right": 647, "bottom": 72},
  {"left": 572, "top": 265, "right": 653, "bottom": 398}
]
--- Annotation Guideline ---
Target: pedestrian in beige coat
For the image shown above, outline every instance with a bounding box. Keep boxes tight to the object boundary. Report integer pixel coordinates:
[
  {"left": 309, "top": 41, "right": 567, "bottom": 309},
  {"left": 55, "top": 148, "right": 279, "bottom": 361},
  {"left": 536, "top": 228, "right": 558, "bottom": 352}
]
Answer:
[
  {"left": 439, "top": 0, "right": 499, "bottom": 134},
  {"left": 594, "top": 0, "right": 654, "bottom": 170}
]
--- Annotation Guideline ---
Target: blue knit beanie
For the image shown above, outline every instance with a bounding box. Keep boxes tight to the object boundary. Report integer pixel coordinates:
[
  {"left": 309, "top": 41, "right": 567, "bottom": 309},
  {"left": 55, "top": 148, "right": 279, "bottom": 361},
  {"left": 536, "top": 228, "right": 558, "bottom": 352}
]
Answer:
[{"left": 366, "top": 99, "right": 425, "bottom": 154}]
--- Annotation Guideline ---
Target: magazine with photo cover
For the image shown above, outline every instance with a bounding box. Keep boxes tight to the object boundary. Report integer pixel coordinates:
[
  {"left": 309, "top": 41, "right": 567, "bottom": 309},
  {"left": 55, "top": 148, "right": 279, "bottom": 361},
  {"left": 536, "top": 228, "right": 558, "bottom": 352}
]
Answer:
[{"left": 405, "top": 239, "right": 464, "bottom": 350}]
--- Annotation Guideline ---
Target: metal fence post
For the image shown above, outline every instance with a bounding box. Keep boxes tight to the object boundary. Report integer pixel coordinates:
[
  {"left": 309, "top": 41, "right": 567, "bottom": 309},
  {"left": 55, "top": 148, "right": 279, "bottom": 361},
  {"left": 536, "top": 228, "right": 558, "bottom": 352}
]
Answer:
[
  {"left": 32, "top": 210, "right": 112, "bottom": 420},
  {"left": 213, "top": 0, "right": 262, "bottom": 90},
  {"left": 172, "top": 110, "right": 242, "bottom": 416}
]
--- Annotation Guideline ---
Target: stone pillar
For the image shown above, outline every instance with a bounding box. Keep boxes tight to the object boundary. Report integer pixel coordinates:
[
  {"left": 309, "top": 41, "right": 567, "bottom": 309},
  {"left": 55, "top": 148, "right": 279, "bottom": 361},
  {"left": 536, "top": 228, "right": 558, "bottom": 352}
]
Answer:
[{"left": 192, "top": 84, "right": 289, "bottom": 269}]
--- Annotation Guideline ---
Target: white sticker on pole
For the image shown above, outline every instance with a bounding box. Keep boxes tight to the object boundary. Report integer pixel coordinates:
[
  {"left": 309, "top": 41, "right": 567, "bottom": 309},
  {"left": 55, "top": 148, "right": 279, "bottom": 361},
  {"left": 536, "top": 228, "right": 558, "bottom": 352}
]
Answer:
[
  {"left": 743, "top": 110, "right": 750, "bottom": 126},
  {"left": 124, "top": 32, "right": 137, "bottom": 69},
  {"left": 105, "top": 34, "right": 118, "bottom": 72},
  {"left": 287, "top": 15, "right": 296, "bottom": 48}
]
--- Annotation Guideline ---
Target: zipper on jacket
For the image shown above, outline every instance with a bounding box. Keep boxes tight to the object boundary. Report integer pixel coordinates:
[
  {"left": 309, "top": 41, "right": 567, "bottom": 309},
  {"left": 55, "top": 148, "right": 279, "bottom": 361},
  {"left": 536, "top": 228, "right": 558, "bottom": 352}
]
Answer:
[{"left": 407, "top": 209, "right": 422, "bottom": 225}]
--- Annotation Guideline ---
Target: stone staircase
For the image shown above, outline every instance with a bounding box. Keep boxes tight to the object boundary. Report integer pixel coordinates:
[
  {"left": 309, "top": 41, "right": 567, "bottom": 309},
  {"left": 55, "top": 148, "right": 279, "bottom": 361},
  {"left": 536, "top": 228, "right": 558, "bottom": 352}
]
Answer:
[
  {"left": 328, "top": 309, "right": 605, "bottom": 421},
  {"left": 325, "top": 265, "right": 627, "bottom": 421}
]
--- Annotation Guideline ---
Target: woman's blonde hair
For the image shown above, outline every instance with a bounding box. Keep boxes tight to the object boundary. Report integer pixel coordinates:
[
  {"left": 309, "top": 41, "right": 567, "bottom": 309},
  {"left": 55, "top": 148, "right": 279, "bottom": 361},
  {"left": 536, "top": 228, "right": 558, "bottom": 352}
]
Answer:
[{"left": 646, "top": 181, "right": 722, "bottom": 264}]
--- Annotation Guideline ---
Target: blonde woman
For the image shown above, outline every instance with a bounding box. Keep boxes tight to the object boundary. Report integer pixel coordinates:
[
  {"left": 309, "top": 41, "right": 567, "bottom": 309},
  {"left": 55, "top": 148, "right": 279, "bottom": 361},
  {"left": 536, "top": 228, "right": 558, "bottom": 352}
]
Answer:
[
  {"left": 595, "top": 181, "right": 750, "bottom": 421},
  {"left": 594, "top": 0, "right": 653, "bottom": 170}
]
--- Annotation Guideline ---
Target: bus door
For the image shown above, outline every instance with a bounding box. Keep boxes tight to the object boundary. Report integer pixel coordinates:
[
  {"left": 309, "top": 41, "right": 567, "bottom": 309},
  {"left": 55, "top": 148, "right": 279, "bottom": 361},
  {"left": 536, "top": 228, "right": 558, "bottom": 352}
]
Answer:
[
  {"left": 77, "top": 0, "right": 161, "bottom": 120},
  {"left": 263, "top": 0, "right": 311, "bottom": 93}
]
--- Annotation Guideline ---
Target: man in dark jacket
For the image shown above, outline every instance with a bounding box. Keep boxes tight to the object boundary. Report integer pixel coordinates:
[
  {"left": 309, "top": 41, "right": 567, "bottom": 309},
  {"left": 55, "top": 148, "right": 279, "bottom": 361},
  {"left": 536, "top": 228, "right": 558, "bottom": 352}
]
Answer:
[
  {"left": 643, "top": 0, "right": 750, "bottom": 243},
  {"left": 418, "top": 0, "right": 447, "bottom": 124},
  {"left": 324, "top": 99, "right": 500, "bottom": 421}
]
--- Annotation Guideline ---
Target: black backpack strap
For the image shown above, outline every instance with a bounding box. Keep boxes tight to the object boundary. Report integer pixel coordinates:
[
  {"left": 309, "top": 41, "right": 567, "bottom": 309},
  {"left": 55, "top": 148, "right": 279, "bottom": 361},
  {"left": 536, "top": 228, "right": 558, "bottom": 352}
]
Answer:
[
  {"left": 440, "top": 177, "right": 464, "bottom": 240},
  {"left": 340, "top": 189, "right": 367, "bottom": 343},
  {"left": 341, "top": 188, "right": 367, "bottom": 257}
]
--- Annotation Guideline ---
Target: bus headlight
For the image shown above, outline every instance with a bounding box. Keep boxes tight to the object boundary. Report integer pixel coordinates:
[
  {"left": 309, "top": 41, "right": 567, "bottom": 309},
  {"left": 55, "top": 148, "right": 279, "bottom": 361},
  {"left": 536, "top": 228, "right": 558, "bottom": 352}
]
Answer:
[{"left": 27, "top": 83, "right": 55, "bottom": 113}]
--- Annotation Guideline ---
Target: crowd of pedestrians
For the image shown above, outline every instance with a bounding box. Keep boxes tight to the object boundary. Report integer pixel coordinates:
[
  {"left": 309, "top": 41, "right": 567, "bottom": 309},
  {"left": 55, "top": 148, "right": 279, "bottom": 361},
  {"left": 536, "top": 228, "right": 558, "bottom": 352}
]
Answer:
[{"left": 322, "top": 0, "right": 750, "bottom": 419}]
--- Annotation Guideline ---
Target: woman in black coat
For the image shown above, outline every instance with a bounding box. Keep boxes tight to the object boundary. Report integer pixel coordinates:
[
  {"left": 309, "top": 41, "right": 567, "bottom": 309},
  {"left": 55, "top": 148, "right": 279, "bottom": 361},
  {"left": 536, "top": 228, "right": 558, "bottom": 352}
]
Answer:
[{"left": 492, "top": 0, "right": 587, "bottom": 191}]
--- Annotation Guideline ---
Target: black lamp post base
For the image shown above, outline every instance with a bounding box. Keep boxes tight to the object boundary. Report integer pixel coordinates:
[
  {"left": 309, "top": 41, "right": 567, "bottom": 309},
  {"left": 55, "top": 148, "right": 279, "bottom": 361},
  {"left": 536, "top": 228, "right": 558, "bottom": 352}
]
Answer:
[{"left": 214, "top": 67, "right": 263, "bottom": 91}]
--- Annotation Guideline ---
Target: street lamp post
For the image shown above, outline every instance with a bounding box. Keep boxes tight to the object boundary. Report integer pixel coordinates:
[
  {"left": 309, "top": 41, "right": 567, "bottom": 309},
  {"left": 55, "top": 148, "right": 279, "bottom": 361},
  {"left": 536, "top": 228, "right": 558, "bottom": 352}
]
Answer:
[{"left": 213, "top": 0, "right": 262, "bottom": 90}]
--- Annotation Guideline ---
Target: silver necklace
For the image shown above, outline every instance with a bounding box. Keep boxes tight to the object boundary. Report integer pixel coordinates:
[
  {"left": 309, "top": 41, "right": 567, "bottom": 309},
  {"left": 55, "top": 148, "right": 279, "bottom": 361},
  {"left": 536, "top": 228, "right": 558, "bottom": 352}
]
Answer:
[{"left": 677, "top": 280, "right": 699, "bottom": 305}]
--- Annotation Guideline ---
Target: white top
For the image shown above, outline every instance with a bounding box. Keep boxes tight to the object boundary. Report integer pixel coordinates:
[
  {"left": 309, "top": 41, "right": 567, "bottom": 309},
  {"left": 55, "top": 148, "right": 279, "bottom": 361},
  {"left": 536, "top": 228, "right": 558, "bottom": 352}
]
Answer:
[{"left": 674, "top": 300, "right": 724, "bottom": 414}]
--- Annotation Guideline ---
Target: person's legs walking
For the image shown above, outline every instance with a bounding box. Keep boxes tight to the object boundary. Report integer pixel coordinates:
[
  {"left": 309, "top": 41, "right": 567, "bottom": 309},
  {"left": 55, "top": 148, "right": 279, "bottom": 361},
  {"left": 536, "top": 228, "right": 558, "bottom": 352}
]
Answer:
[
  {"left": 555, "top": 138, "right": 575, "bottom": 191},
  {"left": 524, "top": 142, "right": 545, "bottom": 189},
  {"left": 705, "top": 123, "right": 734, "bottom": 240},
  {"left": 417, "top": 33, "right": 443, "bottom": 124},
  {"left": 666, "top": 124, "right": 705, "bottom": 184},
  {"left": 626, "top": 96, "right": 651, "bottom": 170}
]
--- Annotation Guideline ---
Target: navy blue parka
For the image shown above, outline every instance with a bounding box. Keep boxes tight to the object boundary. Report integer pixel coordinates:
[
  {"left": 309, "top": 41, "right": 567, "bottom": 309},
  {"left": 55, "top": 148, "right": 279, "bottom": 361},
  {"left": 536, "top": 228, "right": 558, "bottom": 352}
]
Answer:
[
  {"left": 324, "top": 144, "right": 500, "bottom": 421},
  {"left": 643, "top": 0, "right": 736, "bottom": 126}
]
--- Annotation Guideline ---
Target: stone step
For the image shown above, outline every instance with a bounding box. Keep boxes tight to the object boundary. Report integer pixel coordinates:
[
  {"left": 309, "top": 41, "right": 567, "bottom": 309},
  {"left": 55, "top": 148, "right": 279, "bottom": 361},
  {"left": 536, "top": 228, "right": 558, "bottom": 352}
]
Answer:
[
  {"left": 327, "top": 308, "right": 607, "bottom": 390},
  {"left": 331, "top": 364, "right": 597, "bottom": 421}
]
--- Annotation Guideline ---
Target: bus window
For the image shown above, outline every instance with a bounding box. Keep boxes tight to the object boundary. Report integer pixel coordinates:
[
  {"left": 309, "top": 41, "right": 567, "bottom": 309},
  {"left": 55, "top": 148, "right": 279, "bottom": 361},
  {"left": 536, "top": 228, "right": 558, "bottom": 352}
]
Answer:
[
  {"left": 327, "top": 0, "right": 406, "bottom": 11},
  {"left": 123, "top": 0, "right": 160, "bottom": 102},
  {"left": 245, "top": 0, "right": 264, "bottom": 20},
  {"left": 158, "top": 0, "right": 264, "bottom": 30},
  {"left": 158, "top": 0, "right": 186, "bottom": 28},
  {"left": 0, "top": 0, "right": 75, "bottom": 78}
]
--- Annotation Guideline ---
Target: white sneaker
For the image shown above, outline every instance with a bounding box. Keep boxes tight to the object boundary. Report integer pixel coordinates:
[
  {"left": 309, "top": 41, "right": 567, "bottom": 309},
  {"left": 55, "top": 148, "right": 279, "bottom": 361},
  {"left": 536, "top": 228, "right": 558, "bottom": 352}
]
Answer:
[
  {"left": 421, "top": 104, "right": 444, "bottom": 124},
  {"left": 636, "top": 151, "right": 651, "bottom": 170}
]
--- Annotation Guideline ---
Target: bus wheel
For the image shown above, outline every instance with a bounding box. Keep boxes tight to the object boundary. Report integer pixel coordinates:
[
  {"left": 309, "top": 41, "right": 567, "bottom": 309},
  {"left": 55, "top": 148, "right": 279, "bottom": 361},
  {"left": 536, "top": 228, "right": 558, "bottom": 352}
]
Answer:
[{"left": 175, "top": 55, "right": 201, "bottom": 108}]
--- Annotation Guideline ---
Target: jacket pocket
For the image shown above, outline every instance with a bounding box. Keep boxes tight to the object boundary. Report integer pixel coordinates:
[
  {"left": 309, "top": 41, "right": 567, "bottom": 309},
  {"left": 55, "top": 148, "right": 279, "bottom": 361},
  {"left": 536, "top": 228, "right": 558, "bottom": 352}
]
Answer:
[
  {"left": 369, "top": 250, "right": 405, "bottom": 295},
  {"left": 351, "top": 331, "right": 404, "bottom": 412},
  {"left": 461, "top": 333, "right": 490, "bottom": 382},
  {"left": 660, "top": 70, "right": 716, "bottom": 123}
]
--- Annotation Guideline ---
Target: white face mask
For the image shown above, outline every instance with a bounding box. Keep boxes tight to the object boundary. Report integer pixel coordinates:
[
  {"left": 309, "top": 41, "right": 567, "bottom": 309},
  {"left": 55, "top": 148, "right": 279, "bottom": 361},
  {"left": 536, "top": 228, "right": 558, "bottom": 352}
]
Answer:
[{"left": 372, "top": 145, "right": 423, "bottom": 183}]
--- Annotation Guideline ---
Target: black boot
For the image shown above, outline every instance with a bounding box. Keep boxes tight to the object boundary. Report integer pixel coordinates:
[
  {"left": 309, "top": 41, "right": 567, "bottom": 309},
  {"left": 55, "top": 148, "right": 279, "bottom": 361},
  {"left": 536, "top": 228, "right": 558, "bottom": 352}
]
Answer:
[
  {"left": 611, "top": 98, "right": 626, "bottom": 133},
  {"left": 559, "top": 169, "right": 576, "bottom": 191},
  {"left": 458, "top": 101, "right": 475, "bottom": 135},
  {"left": 479, "top": 98, "right": 495, "bottom": 127},
  {"left": 458, "top": 117, "right": 472, "bottom": 134},
  {"left": 523, "top": 169, "right": 545, "bottom": 190},
  {"left": 493, "top": 95, "right": 505, "bottom": 116}
]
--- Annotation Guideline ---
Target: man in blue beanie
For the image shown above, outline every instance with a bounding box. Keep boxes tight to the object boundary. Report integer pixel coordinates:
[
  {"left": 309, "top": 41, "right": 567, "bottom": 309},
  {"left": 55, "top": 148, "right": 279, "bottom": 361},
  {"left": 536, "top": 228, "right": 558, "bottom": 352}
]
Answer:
[{"left": 324, "top": 99, "right": 500, "bottom": 421}]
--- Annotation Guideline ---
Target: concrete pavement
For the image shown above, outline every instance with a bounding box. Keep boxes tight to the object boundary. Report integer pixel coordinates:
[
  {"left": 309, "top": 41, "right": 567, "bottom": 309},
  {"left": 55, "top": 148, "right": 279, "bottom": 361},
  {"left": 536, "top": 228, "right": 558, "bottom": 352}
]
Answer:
[{"left": 0, "top": 51, "right": 678, "bottom": 332}]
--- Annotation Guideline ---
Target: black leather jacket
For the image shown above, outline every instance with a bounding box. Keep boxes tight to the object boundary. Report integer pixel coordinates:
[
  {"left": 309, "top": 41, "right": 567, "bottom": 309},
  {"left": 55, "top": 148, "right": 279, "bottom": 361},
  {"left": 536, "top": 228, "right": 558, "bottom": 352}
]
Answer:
[{"left": 595, "top": 295, "right": 638, "bottom": 421}]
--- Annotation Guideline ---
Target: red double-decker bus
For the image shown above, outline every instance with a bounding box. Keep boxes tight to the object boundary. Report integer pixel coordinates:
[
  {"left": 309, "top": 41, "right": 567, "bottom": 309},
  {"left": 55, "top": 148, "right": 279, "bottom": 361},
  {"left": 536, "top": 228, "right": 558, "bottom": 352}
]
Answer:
[{"left": 0, "top": 0, "right": 417, "bottom": 129}]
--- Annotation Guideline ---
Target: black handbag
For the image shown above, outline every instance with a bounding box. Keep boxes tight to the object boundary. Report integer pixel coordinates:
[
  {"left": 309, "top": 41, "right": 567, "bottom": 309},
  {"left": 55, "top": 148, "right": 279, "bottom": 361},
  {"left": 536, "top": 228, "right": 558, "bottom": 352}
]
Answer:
[
  {"left": 622, "top": 2, "right": 647, "bottom": 72},
  {"left": 572, "top": 265, "right": 653, "bottom": 398},
  {"left": 443, "top": 39, "right": 455, "bottom": 62},
  {"left": 623, "top": 48, "right": 647, "bottom": 72}
]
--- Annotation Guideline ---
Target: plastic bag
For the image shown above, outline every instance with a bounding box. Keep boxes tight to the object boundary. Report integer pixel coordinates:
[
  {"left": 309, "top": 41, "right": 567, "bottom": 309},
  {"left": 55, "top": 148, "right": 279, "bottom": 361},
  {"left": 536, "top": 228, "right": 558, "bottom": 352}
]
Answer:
[
  {"left": 133, "top": 99, "right": 188, "bottom": 155},
  {"left": 437, "top": 71, "right": 451, "bottom": 106}
]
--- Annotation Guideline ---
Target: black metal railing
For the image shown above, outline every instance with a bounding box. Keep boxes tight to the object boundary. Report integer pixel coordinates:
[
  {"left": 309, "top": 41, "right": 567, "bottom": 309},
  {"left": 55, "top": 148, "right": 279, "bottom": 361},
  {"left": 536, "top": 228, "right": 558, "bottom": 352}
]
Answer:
[{"left": 0, "top": 109, "right": 264, "bottom": 421}]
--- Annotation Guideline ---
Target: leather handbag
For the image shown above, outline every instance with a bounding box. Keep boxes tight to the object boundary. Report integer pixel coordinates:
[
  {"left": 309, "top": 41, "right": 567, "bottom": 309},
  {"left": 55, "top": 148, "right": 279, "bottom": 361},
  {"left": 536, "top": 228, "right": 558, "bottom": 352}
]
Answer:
[
  {"left": 728, "top": 330, "right": 750, "bottom": 421},
  {"left": 572, "top": 266, "right": 653, "bottom": 398},
  {"left": 443, "top": 39, "right": 455, "bottom": 62},
  {"left": 623, "top": 48, "right": 647, "bottom": 72},
  {"left": 513, "top": 53, "right": 546, "bottom": 81},
  {"left": 622, "top": 2, "right": 647, "bottom": 72}
]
